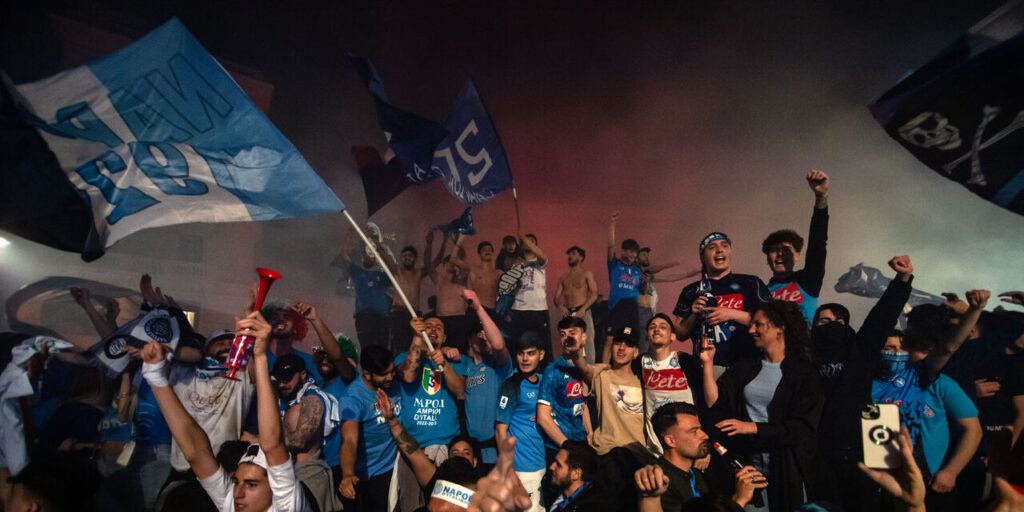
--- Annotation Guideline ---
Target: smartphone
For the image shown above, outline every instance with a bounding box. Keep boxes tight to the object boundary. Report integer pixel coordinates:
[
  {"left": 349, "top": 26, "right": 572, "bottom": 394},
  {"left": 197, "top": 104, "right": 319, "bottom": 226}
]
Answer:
[{"left": 861, "top": 403, "right": 901, "bottom": 469}]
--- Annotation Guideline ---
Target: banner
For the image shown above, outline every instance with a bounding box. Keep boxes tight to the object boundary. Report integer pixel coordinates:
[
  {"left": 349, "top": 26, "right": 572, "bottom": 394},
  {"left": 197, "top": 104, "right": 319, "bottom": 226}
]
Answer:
[
  {"left": 432, "top": 82, "right": 514, "bottom": 205},
  {"left": 350, "top": 57, "right": 514, "bottom": 205},
  {"left": 352, "top": 145, "right": 409, "bottom": 216},
  {"left": 2, "top": 18, "right": 343, "bottom": 261},
  {"left": 869, "top": 1, "right": 1024, "bottom": 216},
  {"left": 88, "top": 306, "right": 182, "bottom": 375}
]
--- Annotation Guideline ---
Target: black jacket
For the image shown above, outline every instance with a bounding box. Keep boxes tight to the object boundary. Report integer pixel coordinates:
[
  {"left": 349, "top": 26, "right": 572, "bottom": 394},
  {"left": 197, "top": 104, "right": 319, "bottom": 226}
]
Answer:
[{"left": 708, "top": 356, "right": 823, "bottom": 512}]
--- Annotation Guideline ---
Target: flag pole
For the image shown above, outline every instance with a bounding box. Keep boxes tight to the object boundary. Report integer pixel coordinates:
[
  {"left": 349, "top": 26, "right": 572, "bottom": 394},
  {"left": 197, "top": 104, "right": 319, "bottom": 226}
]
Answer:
[
  {"left": 512, "top": 186, "right": 521, "bottom": 231},
  {"left": 341, "top": 209, "right": 434, "bottom": 352}
]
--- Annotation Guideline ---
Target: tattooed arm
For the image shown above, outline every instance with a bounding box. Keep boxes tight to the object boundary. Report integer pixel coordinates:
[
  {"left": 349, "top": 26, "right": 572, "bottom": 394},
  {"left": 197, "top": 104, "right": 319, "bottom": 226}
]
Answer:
[
  {"left": 284, "top": 395, "right": 325, "bottom": 457},
  {"left": 377, "top": 389, "right": 435, "bottom": 488}
]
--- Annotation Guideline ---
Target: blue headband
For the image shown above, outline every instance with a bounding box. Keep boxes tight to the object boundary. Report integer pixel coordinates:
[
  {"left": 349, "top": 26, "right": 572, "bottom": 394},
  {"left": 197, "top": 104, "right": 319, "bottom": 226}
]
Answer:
[{"left": 699, "top": 232, "right": 731, "bottom": 253}]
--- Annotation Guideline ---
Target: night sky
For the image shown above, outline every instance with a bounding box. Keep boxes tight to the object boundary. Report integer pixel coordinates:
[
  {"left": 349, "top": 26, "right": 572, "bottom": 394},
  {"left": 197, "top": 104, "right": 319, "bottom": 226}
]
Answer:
[{"left": 2, "top": 1, "right": 1022, "bottom": 342}]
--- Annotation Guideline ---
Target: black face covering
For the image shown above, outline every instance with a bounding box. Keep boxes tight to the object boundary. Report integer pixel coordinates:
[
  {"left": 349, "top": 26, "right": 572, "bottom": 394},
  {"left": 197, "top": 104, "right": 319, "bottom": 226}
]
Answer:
[{"left": 810, "top": 321, "right": 855, "bottom": 362}]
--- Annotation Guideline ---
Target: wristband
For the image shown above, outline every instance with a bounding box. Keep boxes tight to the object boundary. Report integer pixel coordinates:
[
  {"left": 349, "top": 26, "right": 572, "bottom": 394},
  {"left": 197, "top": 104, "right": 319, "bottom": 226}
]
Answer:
[{"left": 142, "top": 359, "right": 169, "bottom": 388}]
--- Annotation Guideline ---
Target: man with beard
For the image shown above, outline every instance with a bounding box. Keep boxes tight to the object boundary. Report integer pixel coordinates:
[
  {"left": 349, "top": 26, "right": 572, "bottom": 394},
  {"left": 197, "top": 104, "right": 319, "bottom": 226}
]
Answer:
[
  {"left": 338, "top": 346, "right": 402, "bottom": 511},
  {"left": 634, "top": 402, "right": 765, "bottom": 511},
  {"left": 167, "top": 329, "right": 256, "bottom": 478},
  {"left": 392, "top": 234, "right": 434, "bottom": 354},
  {"left": 545, "top": 441, "right": 604, "bottom": 511},
  {"left": 554, "top": 246, "right": 599, "bottom": 363},
  {"left": 443, "top": 289, "right": 513, "bottom": 470},
  {"left": 261, "top": 300, "right": 324, "bottom": 386},
  {"left": 274, "top": 354, "right": 342, "bottom": 512}
]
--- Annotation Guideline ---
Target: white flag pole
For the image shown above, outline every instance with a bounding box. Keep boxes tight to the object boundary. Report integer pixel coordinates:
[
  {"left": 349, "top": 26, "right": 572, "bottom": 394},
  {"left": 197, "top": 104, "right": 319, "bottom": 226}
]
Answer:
[{"left": 342, "top": 210, "right": 434, "bottom": 352}]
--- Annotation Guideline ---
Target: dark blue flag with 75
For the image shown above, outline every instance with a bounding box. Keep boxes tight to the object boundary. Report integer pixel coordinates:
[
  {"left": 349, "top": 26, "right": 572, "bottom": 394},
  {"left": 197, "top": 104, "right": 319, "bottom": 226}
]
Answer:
[{"left": 431, "top": 81, "right": 514, "bottom": 205}]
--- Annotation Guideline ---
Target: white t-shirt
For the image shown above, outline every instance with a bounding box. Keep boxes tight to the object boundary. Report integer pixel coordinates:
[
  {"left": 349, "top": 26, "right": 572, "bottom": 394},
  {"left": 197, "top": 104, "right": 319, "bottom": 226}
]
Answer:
[
  {"left": 199, "top": 459, "right": 311, "bottom": 512},
  {"left": 170, "top": 362, "right": 255, "bottom": 471},
  {"left": 512, "top": 259, "right": 548, "bottom": 311},
  {"left": 641, "top": 353, "right": 695, "bottom": 456}
]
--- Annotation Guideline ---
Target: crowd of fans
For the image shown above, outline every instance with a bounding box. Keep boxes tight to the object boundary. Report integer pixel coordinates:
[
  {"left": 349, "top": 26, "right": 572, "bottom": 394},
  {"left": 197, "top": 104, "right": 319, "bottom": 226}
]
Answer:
[{"left": 1, "top": 171, "right": 1023, "bottom": 512}]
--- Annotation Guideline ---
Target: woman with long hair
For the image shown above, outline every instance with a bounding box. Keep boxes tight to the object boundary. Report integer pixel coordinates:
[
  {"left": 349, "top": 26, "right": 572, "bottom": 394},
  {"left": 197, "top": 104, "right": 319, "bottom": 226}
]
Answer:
[{"left": 701, "top": 300, "right": 822, "bottom": 512}]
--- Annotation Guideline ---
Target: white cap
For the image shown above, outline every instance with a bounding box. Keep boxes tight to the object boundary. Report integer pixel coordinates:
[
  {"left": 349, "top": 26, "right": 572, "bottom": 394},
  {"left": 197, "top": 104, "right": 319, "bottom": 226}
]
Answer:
[
  {"left": 238, "top": 444, "right": 269, "bottom": 470},
  {"left": 431, "top": 480, "right": 474, "bottom": 509}
]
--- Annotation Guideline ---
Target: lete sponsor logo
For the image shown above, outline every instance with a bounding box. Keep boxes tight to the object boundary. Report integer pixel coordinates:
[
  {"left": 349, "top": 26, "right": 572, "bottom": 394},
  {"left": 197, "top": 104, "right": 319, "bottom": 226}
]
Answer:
[
  {"left": 772, "top": 282, "right": 804, "bottom": 303},
  {"left": 565, "top": 381, "right": 584, "bottom": 399},
  {"left": 643, "top": 368, "right": 690, "bottom": 391},
  {"left": 715, "top": 293, "right": 744, "bottom": 310}
]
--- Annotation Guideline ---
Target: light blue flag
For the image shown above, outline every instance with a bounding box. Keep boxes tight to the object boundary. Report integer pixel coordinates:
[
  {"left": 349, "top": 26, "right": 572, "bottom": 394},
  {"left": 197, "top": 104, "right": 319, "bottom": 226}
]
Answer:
[
  {"left": 431, "top": 81, "right": 514, "bottom": 205},
  {"left": 10, "top": 17, "right": 343, "bottom": 259}
]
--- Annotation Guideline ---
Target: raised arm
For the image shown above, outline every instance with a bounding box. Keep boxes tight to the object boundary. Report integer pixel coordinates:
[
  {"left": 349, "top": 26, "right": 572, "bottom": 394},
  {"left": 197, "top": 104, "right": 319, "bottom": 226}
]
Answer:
[
  {"left": 70, "top": 287, "right": 117, "bottom": 339},
  {"left": 422, "top": 230, "right": 435, "bottom": 279},
  {"left": 465, "top": 289, "right": 508, "bottom": 365},
  {"left": 645, "top": 260, "right": 680, "bottom": 275},
  {"left": 400, "top": 319, "right": 428, "bottom": 383},
  {"left": 857, "top": 256, "right": 914, "bottom": 354},
  {"left": 608, "top": 210, "right": 619, "bottom": 261},
  {"left": 651, "top": 268, "right": 701, "bottom": 283},
  {"left": 802, "top": 170, "right": 830, "bottom": 295},
  {"left": 700, "top": 339, "right": 719, "bottom": 407},
  {"left": 562, "top": 335, "right": 606, "bottom": 386},
  {"left": 242, "top": 311, "right": 289, "bottom": 466},
  {"left": 378, "top": 388, "right": 436, "bottom": 487},
  {"left": 140, "top": 341, "right": 219, "bottom": 479},
  {"left": 519, "top": 231, "right": 546, "bottom": 266},
  {"left": 294, "top": 302, "right": 355, "bottom": 384},
  {"left": 925, "top": 289, "right": 990, "bottom": 379}
]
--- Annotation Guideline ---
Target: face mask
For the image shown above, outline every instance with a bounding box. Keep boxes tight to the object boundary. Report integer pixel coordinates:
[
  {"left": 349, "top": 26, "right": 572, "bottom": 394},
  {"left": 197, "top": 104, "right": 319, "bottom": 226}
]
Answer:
[{"left": 877, "top": 351, "right": 908, "bottom": 381}]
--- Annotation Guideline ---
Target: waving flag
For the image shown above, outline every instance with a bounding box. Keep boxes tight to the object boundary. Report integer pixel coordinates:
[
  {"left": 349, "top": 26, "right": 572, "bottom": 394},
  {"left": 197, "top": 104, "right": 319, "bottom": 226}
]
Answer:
[
  {"left": 432, "top": 82, "right": 514, "bottom": 205},
  {"left": 351, "top": 57, "right": 514, "bottom": 206},
  {"left": 869, "top": 1, "right": 1024, "bottom": 216},
  {"left": 436, "top": 208, "right": 477, "bottom": 242},
  {"left": 1, "top": 18, "right": 343, "bottom": 261}
]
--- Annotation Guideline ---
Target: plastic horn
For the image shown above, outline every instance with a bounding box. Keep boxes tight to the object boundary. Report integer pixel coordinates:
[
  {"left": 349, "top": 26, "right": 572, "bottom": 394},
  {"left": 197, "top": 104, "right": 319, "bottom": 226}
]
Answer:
[{"left": 222, "top": 267, "right": 282, "bottom": 380}]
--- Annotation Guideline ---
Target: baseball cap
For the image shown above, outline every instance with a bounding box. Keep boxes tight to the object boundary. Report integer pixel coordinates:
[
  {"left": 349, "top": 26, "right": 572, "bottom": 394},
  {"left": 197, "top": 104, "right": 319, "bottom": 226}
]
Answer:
[
  {"left": 272, "top": 354, "right": 305, "bottom": 381},
  {"left": 205, "top": 329, "right": 234, "bottom": 346},
  {"left": 237, "top": 443, "right": 268, "bottom": 470},
  {"left": 612, "top": 327, "right": 639, "bottom": 346}
]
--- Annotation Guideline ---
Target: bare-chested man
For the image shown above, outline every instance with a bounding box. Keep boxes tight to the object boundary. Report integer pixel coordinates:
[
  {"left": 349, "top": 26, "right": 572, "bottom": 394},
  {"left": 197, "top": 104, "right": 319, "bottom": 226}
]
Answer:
[
  {"left": 469, "top": 241, "right": 502, "bottom": 312},
  {"left": 554, "top": 246, "right": 599, "bottom": 363},
  {"left": 390, "top": 231, "right": 433, "bottom": 354},
  {"left": 430, "top": 233, "right": 470, "bottom": 353}
]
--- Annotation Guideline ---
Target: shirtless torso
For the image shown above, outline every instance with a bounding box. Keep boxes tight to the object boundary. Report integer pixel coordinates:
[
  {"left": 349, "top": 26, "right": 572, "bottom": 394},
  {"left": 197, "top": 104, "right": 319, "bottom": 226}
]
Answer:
[
  {"left": 393, "top": 266, "right": 426, "bottom": 311},
  {"left": 556, "top": 266, "right": 597, "bottom": 315},
  {"left": 469, "top": 263, "right": 501, "bottom": 309},
  {"left": 435, "top": 264, "right": 468, "bottom": 316}
]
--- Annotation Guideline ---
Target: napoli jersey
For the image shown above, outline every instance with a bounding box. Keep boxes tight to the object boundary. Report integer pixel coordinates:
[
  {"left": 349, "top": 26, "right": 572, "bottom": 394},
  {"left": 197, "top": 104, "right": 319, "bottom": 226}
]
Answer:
[
  {"left": 497, "top": 373, "right": 546, "bottom": 472},
  {"left": 608, "top": 259, "right": 644, "bottom": 309},
  {"left": 921, "top": 375, "right": 978, "bottom": 474},
  {"left": 339, "top": 378, "right": 401, "bottom": 479},
  {"left": 395, "top": 351, "right": 468, "bottom": 446},
  {"left": 538, "top": 356, "right": 587, "bottom": 448},
  {"left": 769, "top": 281, "right": 819, "bottom": 325},
  {"left": 321, "top": 377, "right": 350, "bottom": 467},
  {"left": 465, "top": 355, "right": 514, "bottom": 463},
  {"left": 872, "top": 362, "right": 930, "bottom": 471}
]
